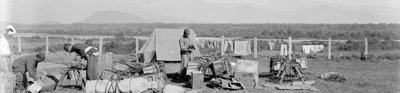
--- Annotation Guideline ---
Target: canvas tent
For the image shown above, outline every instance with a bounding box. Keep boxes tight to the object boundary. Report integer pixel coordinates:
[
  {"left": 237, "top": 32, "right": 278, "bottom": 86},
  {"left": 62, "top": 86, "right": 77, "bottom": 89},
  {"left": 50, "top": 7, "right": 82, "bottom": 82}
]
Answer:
[{"left": 138, "top": 28, "right": 202, "bottom": 63}]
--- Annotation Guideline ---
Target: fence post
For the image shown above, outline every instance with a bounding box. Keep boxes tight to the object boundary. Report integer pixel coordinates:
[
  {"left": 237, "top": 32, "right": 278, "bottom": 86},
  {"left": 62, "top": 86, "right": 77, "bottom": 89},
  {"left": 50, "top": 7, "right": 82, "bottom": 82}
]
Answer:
[
  {"left": 365, "top": 37, "right": 368, "bottom": 55},
  {"left": 99, "top": 38, "right": 103, "bottom": 62},
  {"left": 136, "top": 38, "right": 139, "bottom": 63},
  {"left": 45, "top": 36, "right": 49, "bottom": 56},
  {"left": 99, "top": 38, "right": 103, "bottom": 54},
  {"left": 70, "top": 37, "right": 74, "bottom": 45},
  {"left": 328, "top": 37, "right": 331, "bottom": 59},
  {"left": 288, "top": 37, "right": 292, "bottom": 60},
  {"left": 254, "top": 37, "right": 258, "bottom": 58},
  {"left": 221, "top": 35, "right": 225, "bottom": 55},
  {"left": 18, "top": 36, "right": 21, "bottom": 52}
]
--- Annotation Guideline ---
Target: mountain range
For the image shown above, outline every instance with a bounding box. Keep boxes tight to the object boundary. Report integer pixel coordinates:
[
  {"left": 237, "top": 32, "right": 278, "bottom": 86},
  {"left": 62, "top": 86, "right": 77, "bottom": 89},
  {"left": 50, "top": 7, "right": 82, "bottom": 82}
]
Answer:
[{"left": 6, "top": 0, "right": 400, "bottom": 24}]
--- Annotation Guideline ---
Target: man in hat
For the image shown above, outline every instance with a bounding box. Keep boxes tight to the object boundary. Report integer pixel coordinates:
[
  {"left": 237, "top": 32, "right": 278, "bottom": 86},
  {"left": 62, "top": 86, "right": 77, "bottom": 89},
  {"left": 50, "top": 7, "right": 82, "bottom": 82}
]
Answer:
[
  {"left": 0, "top": 25, "right": 16, "bottom": 93},
  {"left": 64, "top": 43, "right": 99, "bottom": 80},
  {"left": 179, "top": 28, "right": 195, "bottom": 79},
  {"left": 1, "top": 25, "right": 16, "bottom": 67},
  {"left": 12, "top": 53, "right": 46, "bottom": 91}
]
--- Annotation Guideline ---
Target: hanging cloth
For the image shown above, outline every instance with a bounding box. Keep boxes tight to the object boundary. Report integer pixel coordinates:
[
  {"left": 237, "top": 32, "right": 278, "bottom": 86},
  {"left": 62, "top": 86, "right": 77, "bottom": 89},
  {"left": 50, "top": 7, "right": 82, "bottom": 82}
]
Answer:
[
  {"left": 302, "top": 45, "right": 313, "bottom": 54},
  {"left": 268, "top": 42, "right": 275, "bottom": 50},
  {"left": 312, "top": 45, "right": 324, "bottom": 53},
  {"left": 234, "top": 41, "right": 251, "bottom": 55},
  {"left": 280, "top": 44, "right": 287, "bottom": 56},
  {"left": 223, "top": 40, "right": 234, "bottom": 52}
]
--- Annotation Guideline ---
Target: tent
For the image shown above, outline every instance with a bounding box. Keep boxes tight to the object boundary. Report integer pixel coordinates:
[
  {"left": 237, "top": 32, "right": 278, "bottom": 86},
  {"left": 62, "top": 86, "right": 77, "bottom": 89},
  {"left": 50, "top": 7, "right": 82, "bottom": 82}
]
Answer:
[{"left": 138, "top": 28, "right": 201, "bottom": 63}]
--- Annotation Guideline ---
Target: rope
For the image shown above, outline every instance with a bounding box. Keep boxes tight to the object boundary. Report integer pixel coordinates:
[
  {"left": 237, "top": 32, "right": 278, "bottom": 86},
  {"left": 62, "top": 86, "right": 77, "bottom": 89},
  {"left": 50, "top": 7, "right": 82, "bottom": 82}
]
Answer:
[
  {"left": 107, "top": 74, "right": 122, "bottom": 93},
  {"left": 94, "top": 79, "right": 99, "bottom": 93}
]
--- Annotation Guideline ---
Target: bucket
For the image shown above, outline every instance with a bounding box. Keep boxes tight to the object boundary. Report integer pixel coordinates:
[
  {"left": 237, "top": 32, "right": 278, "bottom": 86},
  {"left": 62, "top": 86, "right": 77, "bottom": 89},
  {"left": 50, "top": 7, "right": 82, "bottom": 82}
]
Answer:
[{"left": 143, "top": 65, "right": 157, "bottom": 74}]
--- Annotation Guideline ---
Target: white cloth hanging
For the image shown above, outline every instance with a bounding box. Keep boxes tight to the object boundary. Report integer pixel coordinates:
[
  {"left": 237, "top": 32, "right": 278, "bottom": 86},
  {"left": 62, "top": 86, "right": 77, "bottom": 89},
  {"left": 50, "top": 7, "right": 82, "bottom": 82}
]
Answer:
[
  {"left": 223, "top": 40, "right": 233, "bottom": 52},
  {"left": 280, "top": 44, "right": 287, "bottom": 56},
  {"left": 313, "top": 45, "right": 324, "bottom": 53},
  {"left": 303, "top": 45, "right": 324, "bottom": 53},
  {"left": 302, "top": 45, "right": 313, "bottom": 54},
  {"left": 268, "top": 42, "right": 275, "bottom": 50},
  {"left": 234, "top": 41, "right": 251, "bottom": 55}
]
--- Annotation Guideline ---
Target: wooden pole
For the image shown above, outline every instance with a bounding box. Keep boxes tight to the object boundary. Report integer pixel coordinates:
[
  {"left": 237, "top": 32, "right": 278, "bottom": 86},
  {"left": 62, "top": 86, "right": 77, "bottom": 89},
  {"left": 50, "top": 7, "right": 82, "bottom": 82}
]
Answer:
[
  {"left": 99, "top": 38, "right": 103, "bottom": 62},
  {"left": 45, "top": 36, "right": 49, "bottom": 56},
  {"left": 254, "top": 37, "right": 258, "bottom": 58},
  {"left": 18, "top": 36, "right": 21, "bottom": 52},
  {"left": 99, "top": 38, "right": 103, "bottom": 54},
  {"left": 328, "top": 37, "right": 332, "bottom": 59},
  {"left": 365, "top": 37, "right": 368, "bottom": 55},
  {"left": 70, "top": 38, "right": 74, "bottom": 45},
  {"left": 136, "top": 38, "right": 139, "bottom": 63},
  {"left": 288, "top": 37, "right": 292, "bottom": 60},
  {"left": 221, "top": 35, "right": 225, "bottom": 55}
]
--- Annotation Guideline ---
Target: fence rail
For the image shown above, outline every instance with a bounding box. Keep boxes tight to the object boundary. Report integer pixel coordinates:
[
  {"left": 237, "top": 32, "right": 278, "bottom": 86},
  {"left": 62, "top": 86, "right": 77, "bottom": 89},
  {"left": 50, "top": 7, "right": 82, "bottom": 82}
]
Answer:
[{"left": 13, "top": 33, "right": 388, "bottom": 60}]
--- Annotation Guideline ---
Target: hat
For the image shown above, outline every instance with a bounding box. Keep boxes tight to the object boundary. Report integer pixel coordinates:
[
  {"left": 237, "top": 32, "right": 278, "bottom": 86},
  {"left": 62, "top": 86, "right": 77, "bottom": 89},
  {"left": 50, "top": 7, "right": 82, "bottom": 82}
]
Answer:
[
  {"left": 36, "top": 53, "right": 45, "bottom": 62},
  {"left": 63, "top": 43, "right": 72, "bottom": 52},
  {"left": 6, "top": 25, "right": 16, "bottom": 35}
]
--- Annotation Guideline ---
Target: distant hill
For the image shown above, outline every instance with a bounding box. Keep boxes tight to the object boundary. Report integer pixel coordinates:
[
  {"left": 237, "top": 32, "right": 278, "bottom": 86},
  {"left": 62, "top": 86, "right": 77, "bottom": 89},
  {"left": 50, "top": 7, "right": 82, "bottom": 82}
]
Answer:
[
  {"left": 39, "top": 21, "right": 60, "bottom": 24},
  {"left": 78, "top": 10, "right": 155, "bottom": 23}
]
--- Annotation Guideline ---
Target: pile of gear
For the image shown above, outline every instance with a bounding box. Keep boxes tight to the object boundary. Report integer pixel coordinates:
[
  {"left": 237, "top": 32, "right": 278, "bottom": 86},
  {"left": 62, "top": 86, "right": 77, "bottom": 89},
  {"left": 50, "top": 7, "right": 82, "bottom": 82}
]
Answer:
[{"left": 188, "top": 56, "right": 261, "bottom": 90}]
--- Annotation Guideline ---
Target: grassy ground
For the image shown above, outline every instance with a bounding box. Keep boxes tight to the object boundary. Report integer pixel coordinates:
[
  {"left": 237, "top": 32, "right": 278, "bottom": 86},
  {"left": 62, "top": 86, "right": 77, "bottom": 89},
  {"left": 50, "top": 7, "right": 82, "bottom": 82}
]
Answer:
[{"left": 27, "top": 49, "right": 400, "bottom": 93}]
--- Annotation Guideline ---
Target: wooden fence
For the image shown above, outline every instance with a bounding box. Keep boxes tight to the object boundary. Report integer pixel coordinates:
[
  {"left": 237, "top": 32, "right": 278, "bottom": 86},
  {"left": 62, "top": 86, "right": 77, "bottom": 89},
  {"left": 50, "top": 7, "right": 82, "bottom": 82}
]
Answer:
[{"left": 13, "top": 33, "right": 371, "bottom": 61}]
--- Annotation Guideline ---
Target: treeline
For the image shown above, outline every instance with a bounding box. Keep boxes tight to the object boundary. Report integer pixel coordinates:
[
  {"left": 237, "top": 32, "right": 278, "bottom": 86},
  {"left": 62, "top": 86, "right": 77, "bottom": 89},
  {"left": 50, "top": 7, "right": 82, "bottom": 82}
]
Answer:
[{"left": 13, "top": 23, "right": 400, "bottom": 40}]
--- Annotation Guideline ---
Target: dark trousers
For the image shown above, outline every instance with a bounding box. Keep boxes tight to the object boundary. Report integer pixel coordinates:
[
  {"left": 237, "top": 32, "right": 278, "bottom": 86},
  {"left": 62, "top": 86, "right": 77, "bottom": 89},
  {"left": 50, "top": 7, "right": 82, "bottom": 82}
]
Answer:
[
  {"left": 13, "top": 71, "right": 27, "bottom": 92},
  {"left": 180, "top": 54, "right": 191, "bottom": 79},
  {"left": 86, "top": 54, "right": 98, "bottom": 80}
]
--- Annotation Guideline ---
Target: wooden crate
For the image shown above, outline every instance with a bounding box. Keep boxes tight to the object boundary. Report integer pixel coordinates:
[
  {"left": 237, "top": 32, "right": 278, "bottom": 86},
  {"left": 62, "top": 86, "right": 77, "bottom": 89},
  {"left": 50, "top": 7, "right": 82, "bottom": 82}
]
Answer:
[
  {"left": 191, "top": 71, "right": 204, "bottom": 89},
  {"left": 187, "top": 61, "right": 200, "bottom": 75},
  {"left": 236, "top": 60, "right": 258, "bottom": 73}
]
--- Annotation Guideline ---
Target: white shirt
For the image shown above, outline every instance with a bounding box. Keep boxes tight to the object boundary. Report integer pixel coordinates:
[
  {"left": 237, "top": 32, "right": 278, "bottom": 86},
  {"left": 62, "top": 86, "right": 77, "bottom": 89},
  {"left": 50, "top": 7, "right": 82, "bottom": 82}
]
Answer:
[{"left": 0, "top": 37, "right": 11, "bottom": 55}]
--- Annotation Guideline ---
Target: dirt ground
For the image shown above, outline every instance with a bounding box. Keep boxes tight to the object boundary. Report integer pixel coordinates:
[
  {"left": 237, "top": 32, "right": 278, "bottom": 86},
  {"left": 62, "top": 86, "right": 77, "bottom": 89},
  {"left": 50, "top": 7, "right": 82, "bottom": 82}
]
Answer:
[{"left": 36, "top": 50, "right": 400, "bottom": 93}]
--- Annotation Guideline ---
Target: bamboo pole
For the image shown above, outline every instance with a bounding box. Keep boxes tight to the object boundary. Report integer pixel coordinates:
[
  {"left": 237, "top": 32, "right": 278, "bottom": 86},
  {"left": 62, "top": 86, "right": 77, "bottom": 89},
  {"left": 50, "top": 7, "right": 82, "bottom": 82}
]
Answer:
[{"left": 254, "top": 37, "right": 258, "bottom": 58}]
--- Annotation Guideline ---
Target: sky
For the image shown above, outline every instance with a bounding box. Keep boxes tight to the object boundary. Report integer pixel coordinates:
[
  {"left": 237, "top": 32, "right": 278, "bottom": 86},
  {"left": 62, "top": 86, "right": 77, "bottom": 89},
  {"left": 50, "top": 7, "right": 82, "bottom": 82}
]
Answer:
[{"left": 1, "top": 0, "right": 399, "bottom": 24}]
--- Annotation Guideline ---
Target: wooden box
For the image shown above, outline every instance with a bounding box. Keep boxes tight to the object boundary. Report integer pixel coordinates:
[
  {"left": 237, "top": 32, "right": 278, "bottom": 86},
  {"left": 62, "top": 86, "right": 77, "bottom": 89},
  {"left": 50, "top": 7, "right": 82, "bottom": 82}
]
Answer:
[
  {"left": 236, "top": 60, "right": 258, "bottom": 73},
  {"left": 191, "top": 71, "right": 204, "bottom": 89}
]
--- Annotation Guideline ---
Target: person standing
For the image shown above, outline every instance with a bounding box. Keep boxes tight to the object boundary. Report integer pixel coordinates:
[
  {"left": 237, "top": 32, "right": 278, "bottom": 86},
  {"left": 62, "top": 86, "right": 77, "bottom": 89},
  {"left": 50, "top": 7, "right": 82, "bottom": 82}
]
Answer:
[
  {"left": 179, "top": 28, "right": 195, "bottom": 80},
  {"left": 0, "top": 25, "right": 16, "bottom": 93},
  {"left": 12, "top": 53, "right": 46, "bottom": 92},
  {"left": 63, "top": 43, "right": 99, "bottom": 80}
]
